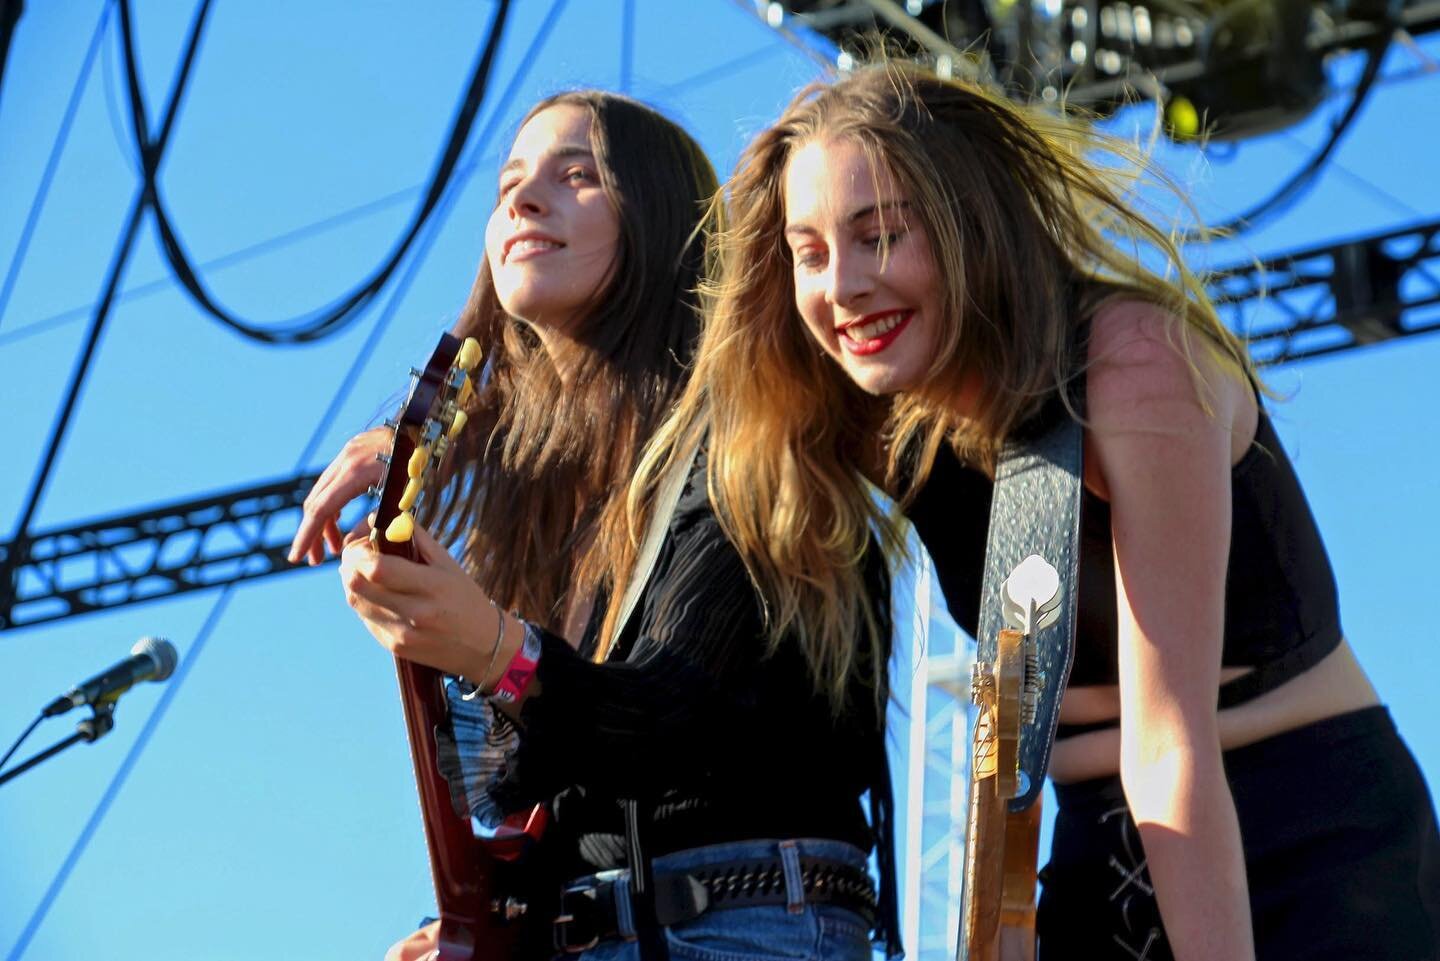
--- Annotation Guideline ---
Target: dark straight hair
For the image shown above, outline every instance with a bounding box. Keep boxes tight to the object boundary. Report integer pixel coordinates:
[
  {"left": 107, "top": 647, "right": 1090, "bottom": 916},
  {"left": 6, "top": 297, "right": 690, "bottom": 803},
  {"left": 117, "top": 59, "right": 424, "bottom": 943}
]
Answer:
[{"left": 420, "top": 91, "right": 719, "bottom": 629}]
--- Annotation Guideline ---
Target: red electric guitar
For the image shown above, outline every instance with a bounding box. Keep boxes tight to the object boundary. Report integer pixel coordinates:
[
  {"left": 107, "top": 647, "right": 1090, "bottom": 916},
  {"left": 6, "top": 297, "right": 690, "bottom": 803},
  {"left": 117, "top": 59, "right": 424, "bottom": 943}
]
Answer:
[{"left": 371, "top": 332, "right": 546, "bottom": 961}]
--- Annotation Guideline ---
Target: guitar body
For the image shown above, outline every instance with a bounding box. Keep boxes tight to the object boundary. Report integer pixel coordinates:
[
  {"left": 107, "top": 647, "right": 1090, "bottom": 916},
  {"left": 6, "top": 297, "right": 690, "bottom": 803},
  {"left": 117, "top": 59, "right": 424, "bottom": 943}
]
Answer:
[{"left": 374, "top": 334, "right": 544, "bottom": 961}]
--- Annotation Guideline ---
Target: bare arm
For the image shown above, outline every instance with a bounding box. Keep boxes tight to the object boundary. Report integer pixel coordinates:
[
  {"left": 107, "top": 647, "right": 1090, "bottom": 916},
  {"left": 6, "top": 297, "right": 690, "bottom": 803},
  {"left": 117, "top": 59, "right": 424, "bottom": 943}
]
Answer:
[{"left": 1086, "top": 302, "right": 1255, "bottom": 961}]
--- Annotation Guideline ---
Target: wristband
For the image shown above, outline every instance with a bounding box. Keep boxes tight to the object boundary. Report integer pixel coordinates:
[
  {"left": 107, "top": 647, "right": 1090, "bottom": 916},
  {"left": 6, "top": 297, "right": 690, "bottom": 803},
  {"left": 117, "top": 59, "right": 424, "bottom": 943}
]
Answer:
[{"left": 490, "top": 624, "right": 542, "bottom": 704}]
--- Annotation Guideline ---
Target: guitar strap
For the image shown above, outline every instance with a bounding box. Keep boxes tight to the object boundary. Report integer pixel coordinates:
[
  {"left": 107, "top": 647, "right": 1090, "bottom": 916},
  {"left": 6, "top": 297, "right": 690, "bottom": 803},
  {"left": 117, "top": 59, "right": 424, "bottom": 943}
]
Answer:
[
  {"left": 612, "top": 441, "right": 701, "bottom": 641},
  {"left": 974, "top": 410, "right": 1084, "bottom": 814},
  {"left": 606, "top": 440, "right": 699, "bottom": 961}
]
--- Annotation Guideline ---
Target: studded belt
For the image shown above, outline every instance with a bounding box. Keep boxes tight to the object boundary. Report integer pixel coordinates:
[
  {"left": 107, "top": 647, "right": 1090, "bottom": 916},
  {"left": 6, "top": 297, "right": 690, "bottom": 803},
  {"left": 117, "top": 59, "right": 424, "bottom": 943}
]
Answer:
[{"left": 553, "top": 855, "right": 877, "bottom": 953}]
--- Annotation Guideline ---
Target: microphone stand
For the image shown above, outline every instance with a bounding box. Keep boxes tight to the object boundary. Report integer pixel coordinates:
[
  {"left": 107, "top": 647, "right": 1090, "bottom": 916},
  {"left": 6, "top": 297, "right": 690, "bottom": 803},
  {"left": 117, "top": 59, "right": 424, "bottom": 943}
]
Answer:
[{"left": 0, "top": 702, "right": 116, "bottom": 788}]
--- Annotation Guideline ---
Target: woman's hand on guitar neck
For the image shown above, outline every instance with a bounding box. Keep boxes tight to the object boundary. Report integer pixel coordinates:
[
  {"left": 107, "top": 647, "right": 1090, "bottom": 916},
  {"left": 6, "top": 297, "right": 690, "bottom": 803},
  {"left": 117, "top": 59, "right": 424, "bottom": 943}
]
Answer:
[
  {"left": 289, "top": 427, "right": 390, "bottom": 567},
  {"left": 383, "top": 921, "right": 439, "bottom": 961},
  {"left": 339, "top": 520, "right": 525, "bottom": 687}
]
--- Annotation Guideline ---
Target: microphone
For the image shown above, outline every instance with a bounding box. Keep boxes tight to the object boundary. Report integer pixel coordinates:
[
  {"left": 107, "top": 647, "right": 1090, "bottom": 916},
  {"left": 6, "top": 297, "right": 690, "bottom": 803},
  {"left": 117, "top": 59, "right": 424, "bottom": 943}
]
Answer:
[{"left": 41, "top": 637, "right": 179, "bottom": 718}]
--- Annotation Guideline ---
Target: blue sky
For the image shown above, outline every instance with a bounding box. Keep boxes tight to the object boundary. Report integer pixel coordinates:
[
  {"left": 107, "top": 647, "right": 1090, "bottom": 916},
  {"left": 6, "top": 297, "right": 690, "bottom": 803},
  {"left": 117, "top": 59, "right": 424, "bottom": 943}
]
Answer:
[{"left": 2, "top": 3, "right": 1437, "bottom": 959}]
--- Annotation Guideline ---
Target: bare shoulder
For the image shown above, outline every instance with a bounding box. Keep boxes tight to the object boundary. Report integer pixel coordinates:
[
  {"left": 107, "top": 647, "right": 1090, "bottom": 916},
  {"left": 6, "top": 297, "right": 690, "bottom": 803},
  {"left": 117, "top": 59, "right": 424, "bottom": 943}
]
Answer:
[
  {"left": 1085, "top": 298, "right": 1251, "bottom": 429},
  {"left": 1080, "top": 300, "right": 1258, "bottom": 501}
]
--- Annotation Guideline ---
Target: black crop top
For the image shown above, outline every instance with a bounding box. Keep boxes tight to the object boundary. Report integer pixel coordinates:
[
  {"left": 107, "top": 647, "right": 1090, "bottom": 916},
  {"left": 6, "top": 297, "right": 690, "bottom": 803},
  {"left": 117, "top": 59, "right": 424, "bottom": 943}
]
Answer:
[{"left": 905, "top": 407, "right": 1344, "bottom": 717}]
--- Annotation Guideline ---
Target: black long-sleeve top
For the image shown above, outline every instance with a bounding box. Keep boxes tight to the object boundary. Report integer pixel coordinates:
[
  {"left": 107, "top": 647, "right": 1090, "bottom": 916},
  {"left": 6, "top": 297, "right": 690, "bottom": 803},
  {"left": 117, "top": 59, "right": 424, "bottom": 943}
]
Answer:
[{"left": 442, "top": 450, "right": 900, "bottom": 954}]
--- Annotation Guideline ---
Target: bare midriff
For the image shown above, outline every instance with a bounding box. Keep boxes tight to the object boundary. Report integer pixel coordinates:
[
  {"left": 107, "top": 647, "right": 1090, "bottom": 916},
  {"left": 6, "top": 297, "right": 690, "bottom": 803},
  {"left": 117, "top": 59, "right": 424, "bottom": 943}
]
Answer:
[{"left": 1048, "top": 639, "right": 1381, "bottom": 784}]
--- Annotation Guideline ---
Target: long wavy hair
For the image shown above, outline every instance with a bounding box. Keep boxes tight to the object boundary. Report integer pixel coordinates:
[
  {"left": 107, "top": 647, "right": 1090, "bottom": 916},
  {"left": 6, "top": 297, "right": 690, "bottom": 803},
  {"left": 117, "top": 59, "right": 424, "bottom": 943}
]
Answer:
[
  {"left": 419, "top": 91, "right": 718, "bottom": 630},
  {"left": 619, "top": 61, "right": 1257, "bottom": 706}
]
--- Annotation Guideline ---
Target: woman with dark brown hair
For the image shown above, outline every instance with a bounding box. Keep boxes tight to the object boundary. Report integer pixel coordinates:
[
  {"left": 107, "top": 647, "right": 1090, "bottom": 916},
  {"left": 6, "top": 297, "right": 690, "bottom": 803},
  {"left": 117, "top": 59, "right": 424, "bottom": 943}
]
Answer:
[
  {"left": 648, "top": 61, "right": 1439, "bottom": 960},
  {"left": 291, "top": 90, "right": 712, "bottom": 639},
  {"left": 290, "top": 89, "right": 899, "bottom": 961}
]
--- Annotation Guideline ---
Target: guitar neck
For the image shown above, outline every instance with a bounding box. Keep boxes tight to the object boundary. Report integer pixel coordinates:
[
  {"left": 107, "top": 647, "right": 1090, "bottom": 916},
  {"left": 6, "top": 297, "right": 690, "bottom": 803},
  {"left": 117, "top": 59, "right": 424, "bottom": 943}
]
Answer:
[{"left": 393, "top": 657, "right": 506, "bottom": 960}]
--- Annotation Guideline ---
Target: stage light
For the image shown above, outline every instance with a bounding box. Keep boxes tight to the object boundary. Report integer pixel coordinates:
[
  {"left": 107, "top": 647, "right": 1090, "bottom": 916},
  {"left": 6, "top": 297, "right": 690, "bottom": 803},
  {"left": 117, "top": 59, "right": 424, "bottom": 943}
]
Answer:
[
  {"left": 1165, "top": 95, "right": 1202, "bottom": 139},
  {"left": 1163, "top": 0, "right": 1327, "bottom": 141}
]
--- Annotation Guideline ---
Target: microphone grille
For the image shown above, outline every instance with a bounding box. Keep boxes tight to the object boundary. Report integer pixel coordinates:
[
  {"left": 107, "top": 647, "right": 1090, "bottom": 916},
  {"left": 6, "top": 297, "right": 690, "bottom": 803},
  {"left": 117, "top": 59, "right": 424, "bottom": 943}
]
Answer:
[{"left": 131, "top": 636, "right": 179, "bottom": 681}]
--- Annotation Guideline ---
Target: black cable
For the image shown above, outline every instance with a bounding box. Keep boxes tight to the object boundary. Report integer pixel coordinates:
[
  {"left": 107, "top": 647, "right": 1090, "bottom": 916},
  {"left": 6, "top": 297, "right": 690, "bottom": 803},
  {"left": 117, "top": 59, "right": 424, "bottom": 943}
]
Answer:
[
  {"left": 0, "top": 1, "right": 114, "bottom": 331},
  {"left": 0, "top": 182, "right": 421, "bottom": 349},
  {"left": 297, "top": 0, "right": 570, "bottom": 466},
  {"left": 1185, "top": 28, "right": 1395, "bottom": 241},
  {"left": 0, "top": 715, "right": 41, "bottom": 773},
  {"left": 0, "top": 0, "right": 22, "bottom": 124},
  {"left": 99, "top": 1, "right": 139, "bottom": 180},
  {"left": 0, "top": 0, "right": 553, "bottom": 354},
  {"left": 116, "top": 0, "right": 512, "bottom": 345},
  {"left": 0, "top": 0, "right": 208, "bottom": 581}
]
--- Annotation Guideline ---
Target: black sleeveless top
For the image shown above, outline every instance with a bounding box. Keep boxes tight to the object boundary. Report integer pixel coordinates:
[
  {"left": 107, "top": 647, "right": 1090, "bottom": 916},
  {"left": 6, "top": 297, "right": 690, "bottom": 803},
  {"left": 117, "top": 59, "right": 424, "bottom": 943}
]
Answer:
[{"left": 905, "top": 406, "right": 1344, "bottom": 722}]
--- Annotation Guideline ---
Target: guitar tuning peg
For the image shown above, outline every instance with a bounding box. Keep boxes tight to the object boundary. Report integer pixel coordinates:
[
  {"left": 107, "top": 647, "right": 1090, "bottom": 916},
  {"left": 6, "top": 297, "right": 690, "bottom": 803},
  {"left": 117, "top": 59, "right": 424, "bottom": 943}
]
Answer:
[
  {"left": 448, "top": 408, "right": 468, "bottom": 440},
  {"left": 383, "top": 417, "right": 399, "bottom": 431},
  {"left": 374, "top": 452, "right": 391, "bottom": 466},
  {"left": 398, "top": 477, "right": 422, "bottom": 512},
  {"left": 407, "top": 445, "right": 430, "bottom": 479},
  {"left": 385, "top": 511, "right": 415, "bottom": 543},
  {"left": 367, "top": 485, "right": 381, "bottom": 500},
  {"left": 456, "top": 374, "right": 476, "bottom": 409},
  {"left": 457, "top": 337, "right": 482, "bottom": 371}
]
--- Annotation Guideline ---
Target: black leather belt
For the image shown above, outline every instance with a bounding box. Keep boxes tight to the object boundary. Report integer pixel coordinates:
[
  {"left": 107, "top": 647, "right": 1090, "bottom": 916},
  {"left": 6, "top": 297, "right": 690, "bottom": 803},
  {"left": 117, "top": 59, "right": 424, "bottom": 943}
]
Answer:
[{"left": 553, "top": 856, "right": 877, "bottom": 953}]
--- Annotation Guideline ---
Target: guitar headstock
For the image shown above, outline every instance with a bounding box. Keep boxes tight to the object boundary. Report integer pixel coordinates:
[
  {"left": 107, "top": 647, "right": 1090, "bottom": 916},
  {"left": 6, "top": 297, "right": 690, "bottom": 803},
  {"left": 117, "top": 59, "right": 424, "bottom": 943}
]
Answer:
[
  {"left": 999, "top": 553, "right": 1061, "bottom": 735},
  {"left": 370, "top": 333, "right": 483, "bottom": 559}
]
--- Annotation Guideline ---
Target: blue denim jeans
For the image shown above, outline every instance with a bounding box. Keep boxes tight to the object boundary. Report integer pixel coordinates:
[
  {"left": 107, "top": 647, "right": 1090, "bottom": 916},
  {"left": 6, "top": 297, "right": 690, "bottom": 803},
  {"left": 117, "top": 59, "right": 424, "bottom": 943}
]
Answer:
[{"left": 569, "top": 838, "right": 875, "bottom": 961}]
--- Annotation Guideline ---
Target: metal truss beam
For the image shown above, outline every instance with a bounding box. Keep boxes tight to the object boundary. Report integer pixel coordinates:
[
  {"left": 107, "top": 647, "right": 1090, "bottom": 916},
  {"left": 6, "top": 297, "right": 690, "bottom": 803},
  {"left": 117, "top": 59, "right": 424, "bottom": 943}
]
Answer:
[
  {"left": 1, "top": 218, "right": 1437, "bottom": 630},
  {"left": 0, "top": 474, "right": 319, "bottom": 631},
  {"left": 1213, "top": 217, "right": 1440, "bottom": 364}
]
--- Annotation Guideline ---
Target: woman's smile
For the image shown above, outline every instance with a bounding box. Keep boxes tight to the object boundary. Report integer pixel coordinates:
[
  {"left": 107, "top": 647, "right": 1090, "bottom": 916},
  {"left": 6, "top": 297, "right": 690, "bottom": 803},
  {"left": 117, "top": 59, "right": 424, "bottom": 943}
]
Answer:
[{"left": 838, "top": 309, "right": 914, "bottom": 355}]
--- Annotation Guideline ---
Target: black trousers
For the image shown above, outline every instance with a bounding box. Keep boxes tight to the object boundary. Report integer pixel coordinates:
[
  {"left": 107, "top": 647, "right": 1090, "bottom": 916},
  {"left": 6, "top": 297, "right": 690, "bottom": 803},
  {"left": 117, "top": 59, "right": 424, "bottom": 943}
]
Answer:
[{"left": 1036, "top": 706, "right": 1440, "bottom": 960}]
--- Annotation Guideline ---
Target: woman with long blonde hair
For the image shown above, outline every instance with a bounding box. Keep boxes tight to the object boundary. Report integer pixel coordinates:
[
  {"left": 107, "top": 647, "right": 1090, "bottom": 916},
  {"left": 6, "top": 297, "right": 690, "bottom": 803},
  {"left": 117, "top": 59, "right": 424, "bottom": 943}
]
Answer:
[{"left": 646, "top": 62, "right": 1439, "bottom": 959}]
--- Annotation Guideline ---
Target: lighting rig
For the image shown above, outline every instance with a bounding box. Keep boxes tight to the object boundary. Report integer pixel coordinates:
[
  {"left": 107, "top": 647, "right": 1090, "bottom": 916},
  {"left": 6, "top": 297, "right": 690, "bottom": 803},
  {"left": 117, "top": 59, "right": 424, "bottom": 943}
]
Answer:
[{"left": 763, "top": 0, "right": 1439, "bottom": 139}]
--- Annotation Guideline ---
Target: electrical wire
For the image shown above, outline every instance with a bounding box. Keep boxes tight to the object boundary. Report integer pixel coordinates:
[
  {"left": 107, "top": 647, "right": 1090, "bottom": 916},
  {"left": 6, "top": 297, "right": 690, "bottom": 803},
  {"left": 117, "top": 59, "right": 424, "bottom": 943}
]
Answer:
[
  {"left": 0, "top": 715, "right": 42, "bottom": 774},
  {"left": 1279, "top": 129, "right": 1423, "bottom": 219},
  {"left": 297, "top": 0, "right": 571, "bottom": 466},
  {"left": 1, "top": 0, "right": 211, "bottom": 564},
  {"left": 0, "top": 1, "right": 115, "bottom": 331},
  {"left": 98, "top": 0, "right": 140, "bottom": 180},
  {"left": 0, "top": 182, "right": 421, "bottom": 349},
  {"left": 0, "top": 0, "right": 559, "bottom": 353},
  {"left": 115, "top": 0, "right": 512, "bottom": 345},
  {"left": 621, "top": 0, "right": 636, "bottom": 94}
]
